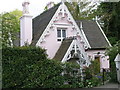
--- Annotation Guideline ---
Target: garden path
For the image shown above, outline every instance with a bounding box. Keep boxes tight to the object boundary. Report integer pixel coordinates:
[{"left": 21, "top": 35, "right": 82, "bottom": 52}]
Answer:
[{"left": 95, "top": 82, "right": 120, "bottom": 89}]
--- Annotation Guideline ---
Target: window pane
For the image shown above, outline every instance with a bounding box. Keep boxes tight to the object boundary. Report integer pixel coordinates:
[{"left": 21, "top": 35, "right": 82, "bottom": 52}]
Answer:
[
  {"left": 62, "top": 30, "right": 66, "bottom": 38},
  {"left": 57, "top": 30, "right": 61, "bottom": 37}
]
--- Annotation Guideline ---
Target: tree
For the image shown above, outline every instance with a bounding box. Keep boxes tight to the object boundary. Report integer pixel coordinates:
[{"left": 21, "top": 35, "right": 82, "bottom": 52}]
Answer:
[
  {"left": 95, "top": 2, "right": 120, "bottom": 82},
  {"left": 10, "top": 9, "right": 22, "bottom": 22},
  {"left": 96, "top": 2, "right": 120, "bottom": 45},
  {"left": 1, "top": 10, "right": 22, "bottom": 47},
  {"left": 65, "top": 0, "right": 98, "bottom": 20},
  {"left": 106, "top": 41, "right": 120, "bottom": 82}
]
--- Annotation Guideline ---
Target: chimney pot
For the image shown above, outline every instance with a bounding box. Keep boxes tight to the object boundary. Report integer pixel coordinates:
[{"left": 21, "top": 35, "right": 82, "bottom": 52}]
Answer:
[{"left": 46, "top": 2, "right": 54, "bottom": 9}]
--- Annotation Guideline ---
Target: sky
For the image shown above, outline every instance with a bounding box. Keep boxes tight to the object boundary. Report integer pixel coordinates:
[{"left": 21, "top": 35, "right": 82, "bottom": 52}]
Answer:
[
  {"left": 0, "top": 0, "right": 61, "bottom": 17},
  {"left": 0, "top": 0, "right": 118, "bottom": 17}
]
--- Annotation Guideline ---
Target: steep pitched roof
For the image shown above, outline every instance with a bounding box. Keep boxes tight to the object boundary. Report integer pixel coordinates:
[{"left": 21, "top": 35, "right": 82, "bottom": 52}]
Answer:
[
  {"left": 31, "top": 3, "right": 61, "bottom": 46},
  {"left": 31, "top": 2, "right": 110, "bottom": 49},
  {"left": 53, "top": 37, "right": 73, "bottom": 61},
  {"left": 76, "top": 20, "right": 110, "bottom": 49}
]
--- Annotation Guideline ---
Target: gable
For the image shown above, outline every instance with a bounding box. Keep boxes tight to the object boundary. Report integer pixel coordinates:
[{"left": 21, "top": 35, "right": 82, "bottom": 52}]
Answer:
[
  {"left": 53, "top": 37, "right": 90, "bottom": 66},
  {"left": 76, "top": 20, "right": 111, "bottom": 49},
  {"left": 31, "top": 3, "right": 61, "bottom": 46},
  {"left": 31, "top": 2, "right": 90, "bottom": 49}
]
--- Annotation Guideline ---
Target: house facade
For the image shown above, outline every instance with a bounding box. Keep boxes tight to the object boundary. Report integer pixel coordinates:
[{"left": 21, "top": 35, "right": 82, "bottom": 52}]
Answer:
[{"left": 20, "top": 1, "right": 111, "bottom": 70}]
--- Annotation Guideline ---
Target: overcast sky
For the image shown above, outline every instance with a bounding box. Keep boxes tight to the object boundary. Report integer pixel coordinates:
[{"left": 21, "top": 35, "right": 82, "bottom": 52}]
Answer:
[
  {"left": 0, "top": 0, "right": 118, "bottom": 18},
  {"left": 0, "top": 0, "right": 61, "bottom": 17}
]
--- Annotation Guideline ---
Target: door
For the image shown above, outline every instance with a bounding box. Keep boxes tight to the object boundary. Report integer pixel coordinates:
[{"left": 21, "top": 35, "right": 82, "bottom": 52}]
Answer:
[{"left": 94, "top": 56, "right": 100, "bottom": 73}]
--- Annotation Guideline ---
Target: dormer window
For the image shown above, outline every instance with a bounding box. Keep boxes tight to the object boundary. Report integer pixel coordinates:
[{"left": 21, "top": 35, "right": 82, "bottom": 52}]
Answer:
[{"left": 57, "top": 28, "right": 66, "bottom": 41}]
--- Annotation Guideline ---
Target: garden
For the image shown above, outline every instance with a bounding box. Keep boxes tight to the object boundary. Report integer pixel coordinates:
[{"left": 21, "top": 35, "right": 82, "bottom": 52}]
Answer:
[{"left": 2, "top": 46, "right": 111, "bottom": 88}]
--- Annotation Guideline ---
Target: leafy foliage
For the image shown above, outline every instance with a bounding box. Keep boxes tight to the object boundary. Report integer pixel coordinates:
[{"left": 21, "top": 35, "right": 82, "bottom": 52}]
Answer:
[
  {"left": 106, "top": 41, "right": 120, "bottom": 82},
  {"left": 65, "top": 0, "right": 98, "bottom": 20},
  {"left": 1, "top": 10, "right": 22, "bottom": 47},
  {"left": 83, "top": 59, "right": 110, "bottom": 88},
  {"left": 2, "top": 46, "right": 84, "bottom": 88},
  {"left": 2, "top": 46, "right": 47, "bottom": 88},
  {"left": 96, "top": 2, "right": 120, "bottom": 45}
]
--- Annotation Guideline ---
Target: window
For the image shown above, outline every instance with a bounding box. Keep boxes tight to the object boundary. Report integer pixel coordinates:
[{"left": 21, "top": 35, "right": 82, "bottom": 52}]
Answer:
[
  {"left": 57, "top": 28, "right": 66, "bottom": 41},
  {"left": 62, "top": 30, "right": 66, "bottom": 38},
  {"left": 57, "top": 30, "right": 61, "bottom": 37}
]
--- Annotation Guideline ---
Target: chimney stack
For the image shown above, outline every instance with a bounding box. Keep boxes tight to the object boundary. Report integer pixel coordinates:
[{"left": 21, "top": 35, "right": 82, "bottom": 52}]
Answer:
[
  {"left": 46, "top": 2, "right": 54, "bottom": 9},
  {"left": 20, "top": 0, "right": 32, "bottom": 46}
]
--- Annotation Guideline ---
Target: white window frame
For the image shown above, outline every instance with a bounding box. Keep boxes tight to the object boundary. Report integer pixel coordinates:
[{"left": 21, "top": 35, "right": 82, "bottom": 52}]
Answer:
[{"left": 57, "top": 28, "right": 67, "bottom": 42}]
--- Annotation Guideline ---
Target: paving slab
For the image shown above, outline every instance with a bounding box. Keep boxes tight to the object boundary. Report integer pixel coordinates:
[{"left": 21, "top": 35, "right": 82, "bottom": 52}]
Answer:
[{"left": 95, "top": 83, "right": 120, "bottom": 89}]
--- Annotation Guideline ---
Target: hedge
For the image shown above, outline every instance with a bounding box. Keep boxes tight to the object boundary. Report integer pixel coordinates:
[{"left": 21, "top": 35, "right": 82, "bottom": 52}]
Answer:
[
  {"left": 2, "top": 46, "right": 83, "bottom": 88},
  {"left": 3, "top": 46, "right": 105, "bottom": 88}
]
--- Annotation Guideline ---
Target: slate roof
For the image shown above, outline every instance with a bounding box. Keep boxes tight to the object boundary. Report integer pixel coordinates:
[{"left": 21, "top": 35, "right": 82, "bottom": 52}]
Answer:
[
  {"left": 18, "top": 2, "right": 111, "bottom": 61},
  {"left": 31, "top": 2, "right": 110, "bottom": 49},
  {"left": 76, "top": 20, "right": 110, "bottom": 49},
  {"left": 53, "top": 37, "right": 73, "bottom": 61},
  {"left": 31, "top": 3, "right": 61, "bottom": 46}
]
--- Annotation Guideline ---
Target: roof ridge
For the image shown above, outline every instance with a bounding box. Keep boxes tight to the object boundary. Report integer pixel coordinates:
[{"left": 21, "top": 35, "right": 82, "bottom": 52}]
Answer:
[{"left": 33, "top": 3, "right": 61, "bottom": 20}]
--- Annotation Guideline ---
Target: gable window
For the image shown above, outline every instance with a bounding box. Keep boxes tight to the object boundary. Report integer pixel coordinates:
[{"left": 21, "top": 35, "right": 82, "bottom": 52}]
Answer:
[
  {"left": 62, "top": 30, "right": 66, "bottom": 38},
  {"left": 57, "top": 28, "right": 66, "bottom": 41},
  {"left": 57, "top": 30, "right": 61, "bottom": 37}
]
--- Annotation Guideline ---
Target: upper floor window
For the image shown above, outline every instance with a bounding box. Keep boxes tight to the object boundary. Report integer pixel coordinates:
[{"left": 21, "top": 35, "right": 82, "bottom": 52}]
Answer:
[{"left": 57, "top": 28, "right": 66, "bottom": 41}]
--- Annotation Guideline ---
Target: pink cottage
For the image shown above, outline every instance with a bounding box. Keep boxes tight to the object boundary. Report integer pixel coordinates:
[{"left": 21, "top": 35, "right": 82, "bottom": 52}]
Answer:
[{"left": 20, "top": 1, "right": 111, "bottom": 70}]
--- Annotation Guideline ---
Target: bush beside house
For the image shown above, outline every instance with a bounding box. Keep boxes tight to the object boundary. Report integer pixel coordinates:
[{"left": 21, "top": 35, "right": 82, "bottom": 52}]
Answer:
[
  {"left": 2, "top": 46, "right": 107, "bottom": 88},
  {"left": 106, "top": 41, "right": 120, "bottom": 83},
  {"left": 2, "top": 46, "right": 83, "bottom": 88}
]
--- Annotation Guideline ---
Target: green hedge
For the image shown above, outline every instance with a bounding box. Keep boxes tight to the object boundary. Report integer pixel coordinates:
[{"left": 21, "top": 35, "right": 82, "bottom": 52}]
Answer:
[
  {"left": 2, "top": 46, "right": 83, "bottom": 88},
  {"left": 3, "top": 47, "right": 46, "bottom": 88}
]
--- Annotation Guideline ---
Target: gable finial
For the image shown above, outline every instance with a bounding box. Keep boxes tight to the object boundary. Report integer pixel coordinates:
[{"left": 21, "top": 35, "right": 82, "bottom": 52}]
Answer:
[
  {"left": 22, "top": 0, "right": 30, "bottom": 15},
  {"left": 80, "top": 22, "right": 83, "bottom": 29},
  {"left": 95, "top": 16, "right": 98, "bottom": 21}
]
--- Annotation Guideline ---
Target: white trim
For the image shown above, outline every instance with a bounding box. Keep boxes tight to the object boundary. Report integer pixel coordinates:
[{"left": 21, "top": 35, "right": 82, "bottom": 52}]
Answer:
[
  {"left": 62, "top": 1, "right": 65, "bottom": 17},
  {"left": 80, "top": 21, "right": 91, "bottom": 48},
  {"left": 96, "top": 21, "right": 112, "bottom": 47},
  {"left": 61, "top": 40, "right": 74, "bottom": 63},
  {"left": 36, "top": 4, "right": 61, "bottom": 46},
  {"left": 63, "top": 3, "right": 91, "bottom": 48},
  {"left": 57, "top": 28, "right": 67, "bottom": 42},
  {"left": 81, "top": 28, "right": 91, "bottom": 48},
  {"left": 114, "top": 54, "right": 120, "bottom": 62},
  {"left": 54, "top": 23, "right": 71, "bottom": 26},
  {"left": 76, "top": 39, "right": 88, "bottom": 61},
  {"left": 36, "top": 2, "right": 90, "bottom": 48},
  {"left": 61, "top": 39, "right": 89, "bottom": 64}
]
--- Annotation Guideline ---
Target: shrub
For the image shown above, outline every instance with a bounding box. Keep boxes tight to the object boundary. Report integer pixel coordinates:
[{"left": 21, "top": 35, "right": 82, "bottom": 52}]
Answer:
[
  {"left": 83, "top": 60, "right": 106, "bottom": 88},
  {"left": 2, "top": 46, "right": 46, "bottom": 88},
  {"left": 106, "top": 41, "right": 120, "bottom": 82},
  {"left": 2, "top": 46, "right": 84, "bottom": 88},
  {"left": 2, "top": 46, "right": 65, "bottom": 88}
]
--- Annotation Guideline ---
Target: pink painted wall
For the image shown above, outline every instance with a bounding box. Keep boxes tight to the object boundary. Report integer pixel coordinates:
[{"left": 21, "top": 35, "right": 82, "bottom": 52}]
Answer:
[
  {"left": 86, "top": 50, "right": 109, "bottom": 69},
  {"left": 38, "top": 13, "right": 84, "bottom": 59},
  {"left": 35, "top": 4, "right": 109, "bottom": 69}
]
